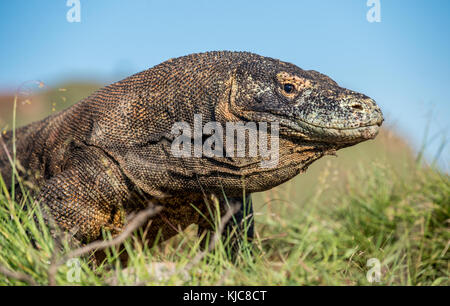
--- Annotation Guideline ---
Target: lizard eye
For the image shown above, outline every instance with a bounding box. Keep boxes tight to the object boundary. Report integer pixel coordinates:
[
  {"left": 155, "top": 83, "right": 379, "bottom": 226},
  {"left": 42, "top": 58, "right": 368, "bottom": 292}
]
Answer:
[{"left": 283, "top": 83, "right": 295, "bottom": 94}]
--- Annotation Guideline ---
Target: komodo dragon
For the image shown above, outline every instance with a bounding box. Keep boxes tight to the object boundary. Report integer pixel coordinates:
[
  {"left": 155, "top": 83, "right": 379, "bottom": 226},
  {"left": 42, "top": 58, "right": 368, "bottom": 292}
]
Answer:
[{"left": 0, "top": 51, "right": 383, "bottom": 248}]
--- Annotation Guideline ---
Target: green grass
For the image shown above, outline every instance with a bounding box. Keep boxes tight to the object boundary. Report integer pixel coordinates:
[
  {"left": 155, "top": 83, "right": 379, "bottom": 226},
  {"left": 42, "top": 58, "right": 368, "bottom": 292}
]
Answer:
[
  {"left": 0, "top": 138, "right": 448, "bottom": 285},
  {"left": 0, "top": 85, "right": 448, "bottom": 285}
]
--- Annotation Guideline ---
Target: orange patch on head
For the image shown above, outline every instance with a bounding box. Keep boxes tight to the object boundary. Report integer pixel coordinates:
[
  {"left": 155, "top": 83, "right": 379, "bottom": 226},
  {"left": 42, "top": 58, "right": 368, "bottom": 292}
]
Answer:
[{"left": 276, "top": 72, "right": 312, "bottom": 95}]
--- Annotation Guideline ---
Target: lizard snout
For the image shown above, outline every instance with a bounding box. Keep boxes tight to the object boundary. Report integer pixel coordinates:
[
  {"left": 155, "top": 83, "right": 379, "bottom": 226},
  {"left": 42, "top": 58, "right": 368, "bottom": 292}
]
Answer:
[{"left": 343, "top": 96, "right": 384, "bottom": 129}]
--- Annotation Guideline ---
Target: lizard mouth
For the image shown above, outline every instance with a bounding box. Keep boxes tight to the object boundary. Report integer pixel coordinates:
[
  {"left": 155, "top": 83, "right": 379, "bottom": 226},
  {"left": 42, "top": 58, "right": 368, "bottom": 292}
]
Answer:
[
  {"left": 280, "top": 116, "right": 383, "bottom": 144},
  {"left": 236, "top": 111, "right": 383, "bottom": 144}
]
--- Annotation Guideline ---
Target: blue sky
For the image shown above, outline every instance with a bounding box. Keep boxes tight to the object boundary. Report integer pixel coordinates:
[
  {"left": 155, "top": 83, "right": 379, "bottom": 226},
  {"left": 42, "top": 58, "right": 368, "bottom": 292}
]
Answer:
[{"left": 0, "top": 0, "right": 449, "bottom": 169}]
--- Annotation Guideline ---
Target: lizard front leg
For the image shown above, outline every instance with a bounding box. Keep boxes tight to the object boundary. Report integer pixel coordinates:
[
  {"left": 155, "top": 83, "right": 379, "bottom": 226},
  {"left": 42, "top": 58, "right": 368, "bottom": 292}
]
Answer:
[
  {"left": 37, "top": 151, "right": 130, "bottom": 243},
  {"left": 198, "top": 194, "right": 254, "bottom": 255},
  {"left": 223, "top": 195, "right": 254, "bottom": 251}
]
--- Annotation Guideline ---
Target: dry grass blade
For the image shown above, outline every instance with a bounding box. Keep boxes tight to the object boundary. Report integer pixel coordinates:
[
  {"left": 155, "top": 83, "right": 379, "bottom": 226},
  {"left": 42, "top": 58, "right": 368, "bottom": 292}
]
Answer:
[
  {"left": 186, "top": 203, "right": 239, "bottom": 269},
  {"left": 131, "top": 204, "right": 240, "bottom": 285},
  {"left": 0, "top": 264, "right": 38, "bottom": 286},
  {"left": 48, "top": 205, "right": 162, "bottom": 285}
]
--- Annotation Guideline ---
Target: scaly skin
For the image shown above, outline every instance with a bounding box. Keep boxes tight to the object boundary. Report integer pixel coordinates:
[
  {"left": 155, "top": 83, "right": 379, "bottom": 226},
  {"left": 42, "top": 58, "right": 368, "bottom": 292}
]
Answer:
[{"left": 0, "top": 51, "right": 383, "bottom": 245}]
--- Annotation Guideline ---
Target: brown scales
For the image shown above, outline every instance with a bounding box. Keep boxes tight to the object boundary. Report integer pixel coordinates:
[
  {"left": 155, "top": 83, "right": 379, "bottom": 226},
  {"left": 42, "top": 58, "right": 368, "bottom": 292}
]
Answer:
[{"left": 0, "top": 51, "right": 383, "bottom": 248}]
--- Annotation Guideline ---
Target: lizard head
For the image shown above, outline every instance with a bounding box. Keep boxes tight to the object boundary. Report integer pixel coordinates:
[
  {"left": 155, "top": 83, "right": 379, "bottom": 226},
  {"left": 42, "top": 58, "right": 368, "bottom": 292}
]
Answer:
[{"left": 227, "top": 57, "right": 384, "bottom": 147}]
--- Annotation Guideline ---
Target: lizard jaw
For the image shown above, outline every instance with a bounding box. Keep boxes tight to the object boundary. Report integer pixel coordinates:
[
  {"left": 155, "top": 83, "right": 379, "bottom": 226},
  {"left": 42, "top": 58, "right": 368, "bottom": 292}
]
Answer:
[
  {"left": 235, "top": 110, "right": 382, "bottom": 145},
  {"left": 285, "top": 119, "right": 382, "bottom": 144}
]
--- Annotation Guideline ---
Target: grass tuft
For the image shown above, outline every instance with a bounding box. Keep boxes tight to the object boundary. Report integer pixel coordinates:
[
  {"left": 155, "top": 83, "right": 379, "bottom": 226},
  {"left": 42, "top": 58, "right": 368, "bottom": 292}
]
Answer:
[{"left": 0, "top": 156, "right": 448, "bottom": 285}]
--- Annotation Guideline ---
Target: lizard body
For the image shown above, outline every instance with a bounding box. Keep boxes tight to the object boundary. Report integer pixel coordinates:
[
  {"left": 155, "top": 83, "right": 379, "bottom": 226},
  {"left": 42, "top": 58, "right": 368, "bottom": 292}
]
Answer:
[{"left": 0, "top": 51, "right": 383, "bottom": 245}]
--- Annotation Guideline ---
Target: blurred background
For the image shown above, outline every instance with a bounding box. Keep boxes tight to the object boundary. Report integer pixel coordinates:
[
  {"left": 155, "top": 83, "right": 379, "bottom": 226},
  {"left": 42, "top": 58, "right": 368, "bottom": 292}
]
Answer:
[{"left": 0, "top": 0, "right": 448, "bottom": 175}]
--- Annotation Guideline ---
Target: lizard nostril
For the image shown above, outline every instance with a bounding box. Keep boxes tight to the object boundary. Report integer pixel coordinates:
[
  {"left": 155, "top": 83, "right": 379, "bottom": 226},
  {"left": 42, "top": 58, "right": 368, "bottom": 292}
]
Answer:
[{"left": 351, "top": 104, "right": 363, "bottom": 111}]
